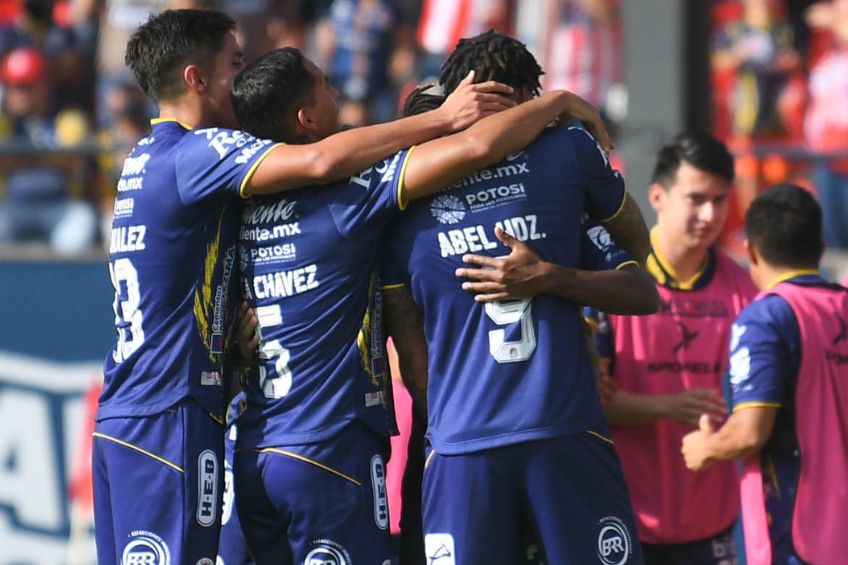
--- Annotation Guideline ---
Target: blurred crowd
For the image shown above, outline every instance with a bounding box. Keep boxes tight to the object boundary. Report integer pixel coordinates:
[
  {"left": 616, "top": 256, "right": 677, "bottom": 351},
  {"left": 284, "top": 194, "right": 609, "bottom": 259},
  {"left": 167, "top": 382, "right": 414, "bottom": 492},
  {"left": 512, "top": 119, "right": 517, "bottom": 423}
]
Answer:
[{"left": 0, "top": 0, "right": 846, "bottom": 256}]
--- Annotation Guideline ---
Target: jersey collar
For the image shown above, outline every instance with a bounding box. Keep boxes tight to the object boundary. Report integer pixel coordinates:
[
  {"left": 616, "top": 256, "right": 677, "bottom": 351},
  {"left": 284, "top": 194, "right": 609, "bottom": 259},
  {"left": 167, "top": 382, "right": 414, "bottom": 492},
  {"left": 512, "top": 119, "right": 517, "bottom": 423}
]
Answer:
[
  {"left": 646, "top": 226, "right": 715, "bottom": 291},
  {"left": 765, "top": 269, "right": 820, "bottom": 290}
]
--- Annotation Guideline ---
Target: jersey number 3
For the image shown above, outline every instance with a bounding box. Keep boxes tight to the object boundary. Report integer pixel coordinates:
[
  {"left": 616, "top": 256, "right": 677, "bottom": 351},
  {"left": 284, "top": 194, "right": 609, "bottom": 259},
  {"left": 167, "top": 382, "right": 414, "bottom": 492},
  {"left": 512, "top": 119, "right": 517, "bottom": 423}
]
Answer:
[
  {"left": 486, "top": 298, "right": 536, "bottom": 363},
  {"left": 109, "top": 258, "right": 145, "bottom": 362}
]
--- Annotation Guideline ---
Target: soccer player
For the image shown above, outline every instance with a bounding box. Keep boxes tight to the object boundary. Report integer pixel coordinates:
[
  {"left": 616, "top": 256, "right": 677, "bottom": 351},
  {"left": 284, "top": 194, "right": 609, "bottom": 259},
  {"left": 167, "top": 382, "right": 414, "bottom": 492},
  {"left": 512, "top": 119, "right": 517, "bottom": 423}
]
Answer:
[
  {"left": 229, "top": 46, "right": 613, "bottom": 564},
  {"left": 381, "top": 31, "right": 655, "bottom": 564},
  {"left": 93, "top": 8, "right": 518, "bottom": 565},
  {"left": 682, "top": 183, "right": 848, "bottom": 565},
  {"left": 593, "top": 132, "right": 757, "bottom": 564}
]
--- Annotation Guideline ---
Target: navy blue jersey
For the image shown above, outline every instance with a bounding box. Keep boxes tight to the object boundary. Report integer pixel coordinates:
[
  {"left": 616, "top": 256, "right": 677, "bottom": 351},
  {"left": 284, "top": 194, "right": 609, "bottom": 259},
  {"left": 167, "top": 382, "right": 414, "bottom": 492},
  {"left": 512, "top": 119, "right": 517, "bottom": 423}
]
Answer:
[
  {"left": 237, "top": 152, "right": 408, "bottom": 448},
  {"left": 101, "top": 120, "right": 278, "bottom": 420},
  {"left": 383, "top": 127, "right": 625, "bottom": 454}
]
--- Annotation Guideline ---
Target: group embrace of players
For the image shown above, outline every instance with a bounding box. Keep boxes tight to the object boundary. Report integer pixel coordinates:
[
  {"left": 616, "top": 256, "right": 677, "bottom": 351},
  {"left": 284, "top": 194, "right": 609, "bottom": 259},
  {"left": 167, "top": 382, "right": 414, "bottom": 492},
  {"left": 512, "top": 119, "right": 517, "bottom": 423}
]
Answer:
[{"left": 95, "top": 7, "right": 848, "bottom": 565}]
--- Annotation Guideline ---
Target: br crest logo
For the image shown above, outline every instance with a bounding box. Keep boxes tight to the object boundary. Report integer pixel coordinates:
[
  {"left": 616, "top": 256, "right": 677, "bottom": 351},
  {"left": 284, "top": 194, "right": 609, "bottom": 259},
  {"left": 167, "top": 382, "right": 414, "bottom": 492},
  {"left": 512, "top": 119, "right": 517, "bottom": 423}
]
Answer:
[
  {"left": 596, "top": 516, "right": 632, "bottom": 565},
  {"left": 122, "top": 530, "right": 171, "bottom": 565},
  {"left": 304, "top": 539, "right": 351, "bottom": 565}
]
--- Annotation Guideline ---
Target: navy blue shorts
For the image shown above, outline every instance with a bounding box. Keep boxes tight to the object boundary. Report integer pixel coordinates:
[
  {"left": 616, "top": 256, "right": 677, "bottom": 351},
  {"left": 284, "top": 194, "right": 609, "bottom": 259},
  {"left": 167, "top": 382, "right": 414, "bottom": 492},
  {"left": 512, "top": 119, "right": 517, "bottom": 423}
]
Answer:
[
  {"left": 219, "top": 422, "right": 253, "bottom": 565},
  {"left": 92, "top": 398, "right": 224, "bottom": 565},
  {"left": 641, "top": 525, "right": 737, "bottom": 565},
  {"left": 422, "top": 431, "right": 643, "bottom": 565},
  {"left": 234, "top": 422, "right": 392, "bottom": 565}
]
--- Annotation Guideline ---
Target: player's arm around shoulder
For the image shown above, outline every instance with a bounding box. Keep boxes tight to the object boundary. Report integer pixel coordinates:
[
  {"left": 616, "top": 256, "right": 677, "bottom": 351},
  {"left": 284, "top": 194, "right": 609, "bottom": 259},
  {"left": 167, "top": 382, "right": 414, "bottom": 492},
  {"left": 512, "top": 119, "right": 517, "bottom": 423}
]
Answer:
[
  {"left": 400, "top": 90, "right": 613, "bottom": 204},
  {"left": 245, "top": 72, "right": 515, "bottom": 196},
  {"left": 453, "top": 224, "right": 659, "bottom": 314}
]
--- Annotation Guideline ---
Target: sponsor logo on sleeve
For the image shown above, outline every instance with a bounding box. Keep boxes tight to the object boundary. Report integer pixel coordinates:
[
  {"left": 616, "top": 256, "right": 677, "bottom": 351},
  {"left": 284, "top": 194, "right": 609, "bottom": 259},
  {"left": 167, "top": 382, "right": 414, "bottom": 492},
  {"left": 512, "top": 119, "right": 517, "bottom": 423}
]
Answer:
[{"left": 586, "top": 224, "right": 613, "bottom": 250}]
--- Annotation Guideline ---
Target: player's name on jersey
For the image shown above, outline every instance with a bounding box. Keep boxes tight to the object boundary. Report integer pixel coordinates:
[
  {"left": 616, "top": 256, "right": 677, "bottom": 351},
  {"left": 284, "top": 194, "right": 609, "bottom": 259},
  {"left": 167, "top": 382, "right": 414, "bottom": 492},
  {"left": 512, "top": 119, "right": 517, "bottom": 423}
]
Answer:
[
  {"left": 438, "top": 214, "right": 545, "bottom": 258},
  {"left": 110, "top": 225, "right": 146, "bottom": 254},
  {"left": 253, "top": 264, "right": 319, "bottom": 299}
]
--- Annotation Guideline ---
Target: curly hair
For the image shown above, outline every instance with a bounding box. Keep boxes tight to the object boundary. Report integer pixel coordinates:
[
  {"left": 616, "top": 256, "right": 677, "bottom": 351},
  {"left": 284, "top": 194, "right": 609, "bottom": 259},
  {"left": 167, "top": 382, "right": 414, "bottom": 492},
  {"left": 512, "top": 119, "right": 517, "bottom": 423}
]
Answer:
[{"left": 439, "top": 29, "right": 543, "bottom": 97}]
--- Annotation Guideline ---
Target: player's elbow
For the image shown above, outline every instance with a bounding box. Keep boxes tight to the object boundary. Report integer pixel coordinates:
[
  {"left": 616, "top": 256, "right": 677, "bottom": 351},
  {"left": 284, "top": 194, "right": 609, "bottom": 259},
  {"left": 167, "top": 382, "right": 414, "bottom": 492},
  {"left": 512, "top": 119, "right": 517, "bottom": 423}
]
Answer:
[
  {"left": 459, "top": 130, "right": 498, "bottom": 169},
  {"left": 302, "top": 147, "right": 342, "bottom": 184}
]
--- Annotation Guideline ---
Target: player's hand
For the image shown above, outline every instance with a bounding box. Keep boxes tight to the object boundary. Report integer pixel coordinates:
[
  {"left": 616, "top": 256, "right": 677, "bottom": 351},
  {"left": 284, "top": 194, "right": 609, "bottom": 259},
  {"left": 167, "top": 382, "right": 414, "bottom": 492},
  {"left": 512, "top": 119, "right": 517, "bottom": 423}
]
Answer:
[
  {"left": 681, "top": 414, "right": 718, "bottom": 472},
  {"left": 663, "top": 389, "right": 726, "bottom": 428},
  {"left": 235, "top": 301, "right": 259, "bottom": 362},
  {"left": 555, "top": 91, "right": 614, "bottom": 153},
  {"left": 438, "top": 70, "right": 516, "bottom": 132},
  {"left": 455, "top": 226, "right": 550, "bottom": 301}
]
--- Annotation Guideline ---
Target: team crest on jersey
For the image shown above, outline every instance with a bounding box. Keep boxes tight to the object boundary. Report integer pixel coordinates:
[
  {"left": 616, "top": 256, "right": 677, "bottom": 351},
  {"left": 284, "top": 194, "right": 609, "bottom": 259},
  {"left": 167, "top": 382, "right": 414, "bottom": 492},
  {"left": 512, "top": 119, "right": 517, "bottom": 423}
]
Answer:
[
  {"left": 304, "top": 539, "right": 351, "bottom": 565},
  {"left": 596, "top": 516, "right": 632, "bottom": 565},
  {"left": 122, "top": 530, "right": 171, "bottom": 565},
  {"left": 424, "top": 533, "right": 456, "bottom": 564},
  {"left": 430, "top": 195, "right": 466, "bottom": 225}
]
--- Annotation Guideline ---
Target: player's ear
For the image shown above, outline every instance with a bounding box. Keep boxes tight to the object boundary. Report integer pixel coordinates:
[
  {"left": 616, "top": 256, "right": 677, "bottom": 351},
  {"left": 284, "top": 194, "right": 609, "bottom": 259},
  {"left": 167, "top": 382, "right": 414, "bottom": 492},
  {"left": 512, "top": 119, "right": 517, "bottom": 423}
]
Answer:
[
  {"left": 183, "top": 64, "right": 206, "bottom": 93},
  {"left": 745, "top": 239, "right": 759, "bottom": 266},
  {"left": 296, "top": 105, "right": 318, "bottom": 135},
  {"left": 648, "top": 182, "right": 665, "bottom": 212}
]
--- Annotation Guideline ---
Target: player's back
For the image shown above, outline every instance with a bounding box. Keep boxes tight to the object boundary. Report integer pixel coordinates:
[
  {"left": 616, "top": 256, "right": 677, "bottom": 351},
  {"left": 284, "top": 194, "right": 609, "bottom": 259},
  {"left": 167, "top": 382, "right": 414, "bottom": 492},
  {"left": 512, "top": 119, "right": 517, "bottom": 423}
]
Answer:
[
  {"left": 237, "top": 152, "right": 407, "bottom": 449},
  {"left": 385, "top": 127, "right": 625, "bottom": 454},
  {"left": 101, "top": 120, "right": 276, "bottom": 420}
]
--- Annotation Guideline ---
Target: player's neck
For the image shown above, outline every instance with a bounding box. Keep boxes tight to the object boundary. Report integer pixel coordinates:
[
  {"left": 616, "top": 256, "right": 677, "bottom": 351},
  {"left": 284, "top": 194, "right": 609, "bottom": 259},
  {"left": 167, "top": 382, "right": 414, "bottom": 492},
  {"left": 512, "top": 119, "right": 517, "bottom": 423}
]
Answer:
[
  {"left": 653, "top": 231, "right": 710, "bottom": 284},
  {"left": 156, "top": 100, "right": 204, "bottom": 130}
]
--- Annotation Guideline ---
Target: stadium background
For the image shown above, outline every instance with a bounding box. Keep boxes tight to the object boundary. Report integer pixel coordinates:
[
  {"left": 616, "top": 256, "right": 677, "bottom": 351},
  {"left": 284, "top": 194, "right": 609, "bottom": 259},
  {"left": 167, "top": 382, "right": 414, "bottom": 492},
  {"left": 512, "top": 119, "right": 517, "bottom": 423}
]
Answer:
[{"left": 1, "top": 0, "right": 846, "bottom": 562}]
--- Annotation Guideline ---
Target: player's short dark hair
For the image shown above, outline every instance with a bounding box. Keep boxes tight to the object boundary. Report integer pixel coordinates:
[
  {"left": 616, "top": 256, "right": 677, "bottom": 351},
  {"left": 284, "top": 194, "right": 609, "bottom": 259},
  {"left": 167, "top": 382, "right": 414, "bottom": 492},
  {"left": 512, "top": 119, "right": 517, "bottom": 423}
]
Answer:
[
  {"left": 231, "top": 47, "right": 316, "bottom": 142},
  {"left": 746, "top": 183, "right": 823, "bottom": 268},
  {"left": 439, "top": 29, "right": 543, "bottom": 97},
  {"left": 651, "top": 131, "right": 735, "bottom": 189},
  {"left": 125, "top": 9, "right": 236, "bottom": 103},
  {"left": 400, "top": 84, "right": 445, "bottom": 117}
]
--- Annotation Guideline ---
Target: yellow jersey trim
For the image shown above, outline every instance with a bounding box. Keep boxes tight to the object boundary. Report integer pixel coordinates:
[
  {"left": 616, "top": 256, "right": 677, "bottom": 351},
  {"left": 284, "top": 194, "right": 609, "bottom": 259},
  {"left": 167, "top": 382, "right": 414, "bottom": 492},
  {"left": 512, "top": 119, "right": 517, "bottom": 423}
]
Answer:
[
  {"left": 583, "top": 317, "right": 600, "bottom": 333},
  {"left": 258, "top": 448, "right": 361, "bottom": 486},
  {"left": 733, "top": 401, "right": 781, "bottom": 413},
  {"left": 614, "top": 260, "right": 640, "bottom": 271},
  {"left": 239, "top": 142, "right": 285, "bottom": 199},
  {"left": 423, "top": 449, "right": 436, "bottom": 470},
  {"left": 587, "top": 430, "right": 615, "bottom": 445},
  {"left": 397, "top": 145, "right": 417, "bottom": 211},
  {"left": 382, "top": 283, "right": 407, "bottom": 291},
  {"left": 766, "top": 269, "right": 820, "bottom": 290},
  {"left": 647, "top": 226, "right": 709, "bottom": 290},
  {"left": 598, "top": 190, "right": 628, "bottom": 223},
  {"left": 92, "top": 432, "right": 184, "bottom": 473},
  {"left": 150, "top": 117, "right": 193, "bottom": 130}
]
